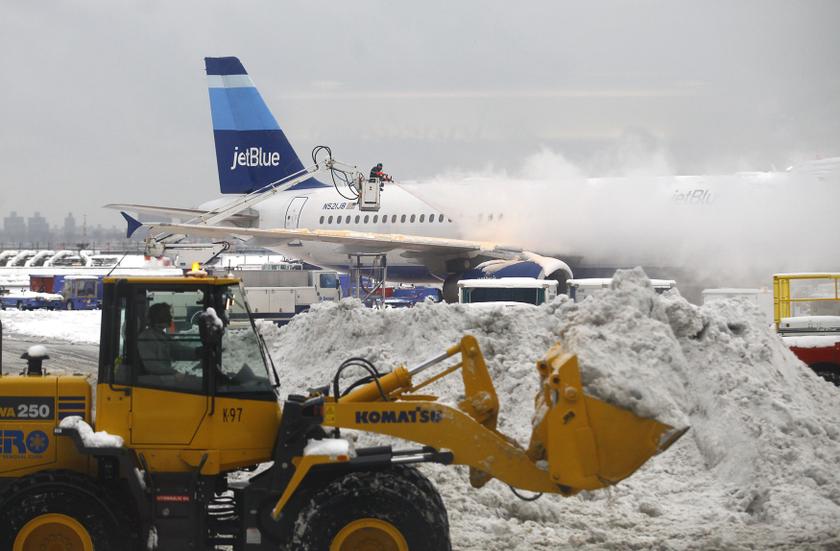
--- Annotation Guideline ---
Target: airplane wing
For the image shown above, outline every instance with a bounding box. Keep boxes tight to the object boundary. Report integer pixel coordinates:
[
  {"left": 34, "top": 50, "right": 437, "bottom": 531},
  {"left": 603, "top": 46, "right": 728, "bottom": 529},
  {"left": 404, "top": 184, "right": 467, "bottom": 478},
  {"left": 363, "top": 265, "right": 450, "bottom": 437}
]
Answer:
[
  {"left": 105, "top": 203, "right": 257, "bottom": 227},
  {"left": 141, "top": 221, "right": 523, "bottom": 258}
]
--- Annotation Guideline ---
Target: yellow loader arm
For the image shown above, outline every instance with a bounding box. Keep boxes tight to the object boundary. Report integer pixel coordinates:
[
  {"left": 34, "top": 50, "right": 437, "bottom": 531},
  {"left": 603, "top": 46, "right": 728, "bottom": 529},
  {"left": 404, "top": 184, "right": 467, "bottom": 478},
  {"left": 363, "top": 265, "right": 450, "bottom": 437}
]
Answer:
[
  {"left": 273, "top": 336, "right": 687, "bottom": 520},
  {"left": 333, "top": 336, "right": 684, "bottom": 493}
]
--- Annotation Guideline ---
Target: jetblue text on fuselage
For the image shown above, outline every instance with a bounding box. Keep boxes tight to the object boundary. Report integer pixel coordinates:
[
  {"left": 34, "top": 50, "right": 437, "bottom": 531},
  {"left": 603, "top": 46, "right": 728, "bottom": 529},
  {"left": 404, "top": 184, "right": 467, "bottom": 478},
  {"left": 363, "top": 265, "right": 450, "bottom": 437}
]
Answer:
[
  {"left": 230, "top": 147, "right": 281, "bottom": 170},
  {"left": 672, "top": 189, "right": 714, "bottom": 205}
]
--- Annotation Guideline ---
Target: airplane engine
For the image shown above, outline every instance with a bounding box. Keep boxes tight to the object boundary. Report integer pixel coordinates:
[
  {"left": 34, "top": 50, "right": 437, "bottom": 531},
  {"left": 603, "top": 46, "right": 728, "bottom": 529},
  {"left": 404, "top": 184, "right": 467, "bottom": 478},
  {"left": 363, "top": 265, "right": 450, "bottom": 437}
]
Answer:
[{"left": 442, "top": 253, "right": 573, "bottom": 303}]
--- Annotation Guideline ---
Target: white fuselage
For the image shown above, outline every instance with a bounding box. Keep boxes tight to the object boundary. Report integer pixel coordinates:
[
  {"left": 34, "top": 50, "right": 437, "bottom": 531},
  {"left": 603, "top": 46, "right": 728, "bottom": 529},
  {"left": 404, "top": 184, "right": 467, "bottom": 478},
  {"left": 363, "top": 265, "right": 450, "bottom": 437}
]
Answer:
[
  {"left": 197, "top": 163, "right": 839, "bottom": 281},
  {"left": 200, "top": 183, "right": 462, "bottom": 280}
]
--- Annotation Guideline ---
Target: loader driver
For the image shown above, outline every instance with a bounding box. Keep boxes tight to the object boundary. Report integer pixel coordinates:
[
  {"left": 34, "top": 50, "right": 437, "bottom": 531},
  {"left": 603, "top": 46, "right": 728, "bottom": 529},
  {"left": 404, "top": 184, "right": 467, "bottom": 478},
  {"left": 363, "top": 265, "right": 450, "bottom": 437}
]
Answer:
[{"left": 137, "top": 302, "right": 201, "bottom": 388}]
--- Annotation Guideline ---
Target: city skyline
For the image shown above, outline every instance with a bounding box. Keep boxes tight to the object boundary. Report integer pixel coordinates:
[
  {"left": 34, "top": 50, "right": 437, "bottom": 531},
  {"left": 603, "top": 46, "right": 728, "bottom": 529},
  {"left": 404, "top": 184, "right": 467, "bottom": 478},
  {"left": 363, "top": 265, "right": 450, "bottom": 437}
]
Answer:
[{"left": 0, "top": 209, "right": 129, "bottom": 248}]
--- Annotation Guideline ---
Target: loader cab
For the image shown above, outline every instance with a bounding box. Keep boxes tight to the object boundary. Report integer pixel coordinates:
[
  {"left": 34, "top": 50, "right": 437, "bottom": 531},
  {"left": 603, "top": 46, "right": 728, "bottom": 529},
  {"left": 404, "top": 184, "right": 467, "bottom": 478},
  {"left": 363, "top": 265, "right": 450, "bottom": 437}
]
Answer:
[{"left": 94, "top": 277, "right": 281, "bottom": 467}]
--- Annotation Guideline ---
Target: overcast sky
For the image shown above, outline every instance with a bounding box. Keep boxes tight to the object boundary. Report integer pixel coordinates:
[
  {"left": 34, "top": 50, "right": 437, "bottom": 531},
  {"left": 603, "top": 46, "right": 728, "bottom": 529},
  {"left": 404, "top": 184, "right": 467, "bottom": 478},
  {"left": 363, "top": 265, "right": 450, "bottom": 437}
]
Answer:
[{"left": 1, "top": 0, "right": 838, "bottom": 226}]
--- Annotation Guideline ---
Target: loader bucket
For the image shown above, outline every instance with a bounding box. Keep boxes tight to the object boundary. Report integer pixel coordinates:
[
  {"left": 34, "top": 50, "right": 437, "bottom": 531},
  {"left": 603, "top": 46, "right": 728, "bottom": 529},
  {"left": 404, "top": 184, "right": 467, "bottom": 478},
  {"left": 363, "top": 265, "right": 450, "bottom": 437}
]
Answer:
[{"left": 528, "top": 345, "right": 688, "bottom": 492}]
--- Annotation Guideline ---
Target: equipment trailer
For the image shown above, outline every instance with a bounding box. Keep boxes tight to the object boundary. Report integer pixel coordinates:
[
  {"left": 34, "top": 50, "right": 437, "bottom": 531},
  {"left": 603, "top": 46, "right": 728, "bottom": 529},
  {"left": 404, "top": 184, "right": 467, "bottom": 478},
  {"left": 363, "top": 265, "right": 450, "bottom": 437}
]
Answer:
[
  {"left": 0, "top": 274, "right": 686, "bottom": 550},
  {"left": 774, "top": 273, "right": 840, "bottom": 385}
]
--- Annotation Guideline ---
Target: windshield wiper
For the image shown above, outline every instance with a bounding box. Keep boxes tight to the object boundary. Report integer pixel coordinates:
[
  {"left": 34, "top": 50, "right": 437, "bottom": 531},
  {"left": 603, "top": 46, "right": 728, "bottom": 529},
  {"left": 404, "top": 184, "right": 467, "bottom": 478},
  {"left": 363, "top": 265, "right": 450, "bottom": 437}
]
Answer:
[{"left": 258, "top": 332, "right": 281, "bottom": 389}]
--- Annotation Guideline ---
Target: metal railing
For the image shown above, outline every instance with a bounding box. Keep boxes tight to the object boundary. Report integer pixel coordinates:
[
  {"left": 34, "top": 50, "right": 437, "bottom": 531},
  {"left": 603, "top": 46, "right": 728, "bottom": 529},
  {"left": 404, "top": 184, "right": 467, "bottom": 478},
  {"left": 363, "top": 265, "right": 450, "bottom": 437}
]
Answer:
[{"left": 773, "top": 273, "right": 840, "bottom": 328}]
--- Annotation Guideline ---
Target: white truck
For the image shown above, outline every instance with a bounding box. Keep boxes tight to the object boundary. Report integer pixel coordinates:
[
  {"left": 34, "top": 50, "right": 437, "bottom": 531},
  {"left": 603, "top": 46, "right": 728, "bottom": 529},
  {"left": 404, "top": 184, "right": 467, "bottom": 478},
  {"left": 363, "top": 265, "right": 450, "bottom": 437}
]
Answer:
[
  {"left": 458, "top": 277, "right": 558, "bottom": 306},
  {"left": 702, "top": 288, "right": 773, "bottom": 325},
  {"left": 231, "top": 269, "right": 341, "bottom": 325},
  {"left": 567, "top": 277, "right": 676, "bottom": 302}
]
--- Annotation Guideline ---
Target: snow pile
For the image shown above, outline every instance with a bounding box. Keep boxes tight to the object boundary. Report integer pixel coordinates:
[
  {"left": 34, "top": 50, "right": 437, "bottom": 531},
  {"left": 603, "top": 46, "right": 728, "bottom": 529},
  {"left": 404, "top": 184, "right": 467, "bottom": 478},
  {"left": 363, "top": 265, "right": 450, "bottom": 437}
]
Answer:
[
  {"left": 303, "top": 438, "right": 355, "bottom": 458},
  {"left": 0, "top": 310, "right": 100, "bottom": 344},
  {"left": 59, "top": 416, "right": 124, "bottom": 448},
  {"left": 262, "top": 268, "right": 840, "bottom": 549}
]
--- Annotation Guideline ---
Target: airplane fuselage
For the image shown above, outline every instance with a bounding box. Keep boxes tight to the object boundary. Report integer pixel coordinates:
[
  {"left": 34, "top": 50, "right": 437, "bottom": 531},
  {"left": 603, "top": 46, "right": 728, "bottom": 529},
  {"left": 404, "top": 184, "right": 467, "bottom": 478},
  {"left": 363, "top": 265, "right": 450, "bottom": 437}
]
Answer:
[
  {"left": 200, "top": 183, "right": 463, "bottom": 281},
  {"left": 196, "top": 163, "right": 839, "bottom": 284}
]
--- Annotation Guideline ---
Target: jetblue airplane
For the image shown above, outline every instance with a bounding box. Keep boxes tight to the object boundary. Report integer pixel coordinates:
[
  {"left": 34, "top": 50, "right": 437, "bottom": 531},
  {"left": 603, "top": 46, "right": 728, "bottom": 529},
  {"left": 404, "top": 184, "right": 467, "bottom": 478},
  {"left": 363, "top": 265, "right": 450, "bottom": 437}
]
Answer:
[
  {"left": 112, "top": 57, "right": 576, "bottom": 301},
  {"left": 112, "top": 57, "right": 839, "bottom": 301}
]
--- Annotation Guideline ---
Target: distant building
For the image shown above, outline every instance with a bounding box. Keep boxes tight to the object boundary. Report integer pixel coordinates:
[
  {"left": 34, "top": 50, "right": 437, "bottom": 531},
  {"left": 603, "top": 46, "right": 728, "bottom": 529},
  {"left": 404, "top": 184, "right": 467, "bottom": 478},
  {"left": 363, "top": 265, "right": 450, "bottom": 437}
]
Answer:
[
  {"left": 63, "top": 212, "right": 77, "bottom": 242},
  {"left": 27, "top": 212, "right": 50, "bottom": 245},
  {"left": 3, "top": 211, "right": 26, "bottom": 243}
]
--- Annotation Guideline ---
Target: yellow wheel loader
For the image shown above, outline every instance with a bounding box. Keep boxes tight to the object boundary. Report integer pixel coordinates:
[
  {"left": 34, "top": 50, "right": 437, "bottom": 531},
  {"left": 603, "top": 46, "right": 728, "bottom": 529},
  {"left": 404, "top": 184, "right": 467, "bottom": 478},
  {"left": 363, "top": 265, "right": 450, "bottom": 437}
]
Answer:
[{"left": 0, "top": 275, "right": 687, "bottom": 550}]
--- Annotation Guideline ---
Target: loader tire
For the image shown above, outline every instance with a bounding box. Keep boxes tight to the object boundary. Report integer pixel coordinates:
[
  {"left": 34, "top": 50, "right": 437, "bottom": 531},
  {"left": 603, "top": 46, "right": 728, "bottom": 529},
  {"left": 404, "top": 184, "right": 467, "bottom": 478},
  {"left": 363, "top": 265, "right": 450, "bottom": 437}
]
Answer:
[
  {"left": 0, "top": 470, "right": 136, "bottom": 551},
  {"left": 291, "top": 466, "right": 451, "bottom": 551}
]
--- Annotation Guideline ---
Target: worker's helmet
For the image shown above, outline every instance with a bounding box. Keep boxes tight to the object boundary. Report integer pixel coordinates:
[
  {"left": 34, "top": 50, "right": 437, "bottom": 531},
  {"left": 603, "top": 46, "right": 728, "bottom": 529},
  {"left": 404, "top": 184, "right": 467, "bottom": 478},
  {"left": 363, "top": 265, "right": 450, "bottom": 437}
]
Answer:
[
  {"left": 376, "top": 163, "right": 383, "bottom": 168},
  {"left": 148, "top": 303, "right": 173, "bottom": 325}
]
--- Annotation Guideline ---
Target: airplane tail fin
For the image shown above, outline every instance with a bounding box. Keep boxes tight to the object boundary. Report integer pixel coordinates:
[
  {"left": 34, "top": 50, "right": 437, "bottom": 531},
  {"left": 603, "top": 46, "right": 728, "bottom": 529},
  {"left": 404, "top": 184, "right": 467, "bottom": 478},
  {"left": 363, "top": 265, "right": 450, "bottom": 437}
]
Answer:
[
  {"left": 121, "top": 211, "right": 143, "bottom": 238},
  {"left": 205, "top": 57, "right": 325, "bottom": 194}
]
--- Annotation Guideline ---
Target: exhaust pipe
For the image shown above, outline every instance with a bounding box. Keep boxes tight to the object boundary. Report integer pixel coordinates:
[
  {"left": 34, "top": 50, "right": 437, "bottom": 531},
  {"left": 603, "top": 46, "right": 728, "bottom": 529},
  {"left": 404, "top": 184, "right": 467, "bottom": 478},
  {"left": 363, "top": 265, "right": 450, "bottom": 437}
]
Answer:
[{"left": 21, "top": 345, "right": 49, "bottom": 376}]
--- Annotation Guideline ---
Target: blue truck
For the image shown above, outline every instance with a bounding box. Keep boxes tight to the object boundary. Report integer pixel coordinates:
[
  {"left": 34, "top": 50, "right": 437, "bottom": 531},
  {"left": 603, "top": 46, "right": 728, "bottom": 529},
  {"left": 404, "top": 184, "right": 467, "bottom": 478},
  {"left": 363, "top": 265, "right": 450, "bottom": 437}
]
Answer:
[
  {"left": 0, "top": 288, "right": 63, "bottom": 310},
  {"left": 26, "top": 274, "right": 103, "bottom": 310},
  {"left": 59, "top": 275, "right": 103, "bottom": 310}
]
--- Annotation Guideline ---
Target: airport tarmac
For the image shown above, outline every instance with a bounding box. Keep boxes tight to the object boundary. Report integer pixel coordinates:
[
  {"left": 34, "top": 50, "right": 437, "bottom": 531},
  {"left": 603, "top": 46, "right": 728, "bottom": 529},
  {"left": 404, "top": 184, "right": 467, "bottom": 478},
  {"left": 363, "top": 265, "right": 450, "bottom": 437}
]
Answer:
[{"left": 0, "top": 335, "right": 98, "bottom": 378}]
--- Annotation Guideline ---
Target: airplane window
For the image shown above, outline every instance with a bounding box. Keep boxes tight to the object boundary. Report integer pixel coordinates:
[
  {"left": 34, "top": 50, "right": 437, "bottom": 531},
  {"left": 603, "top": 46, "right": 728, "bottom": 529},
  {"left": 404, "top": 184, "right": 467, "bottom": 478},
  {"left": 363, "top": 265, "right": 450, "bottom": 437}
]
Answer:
[
  {"left": 419, "top": 214, "right": 425, "bottom": 223},
  {"left": 392, "top": 215, "right": 397, "bottom": 223},
  {"left": 429, "top": 213, "right": 434, "bottom": 223},
  {"left": 373, "top": 215, "right": 378, "bottom": 223},
  {"left": 488, "top": 213, "right": 494, "bottom": 221},
  {"left": 401, "top": 215, "right": 406, "bottom": 223},
  {"left": 410, "top": 214, "right": 416, "bottom": 223},
  {"left": 499, "top": 213, "right": 504, "bottom": 220},
  {"left": 438, "top": 214, "right": 444, "bottom": 223},
  {"left": 364, "top": 215, "right": 369, "bottom": 223},
  {"left": 355, "top": 215, "right": 360, "bottom": 223},
  {"left": 344, "top": 216, "right": 349, "bottom": 224},
  {"left": 328, "top": 216, "right": 333, "bottom": 224},
  {"left": 320, "top": 216, "right": 324, "bottom": 224}
]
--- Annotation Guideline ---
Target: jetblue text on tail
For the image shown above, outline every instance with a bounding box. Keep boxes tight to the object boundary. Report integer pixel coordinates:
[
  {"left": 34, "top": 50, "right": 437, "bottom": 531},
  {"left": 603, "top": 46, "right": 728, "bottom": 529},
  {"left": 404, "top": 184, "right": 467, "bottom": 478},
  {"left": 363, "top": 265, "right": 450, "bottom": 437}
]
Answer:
[{"left": 230, "top": 146, "right": 281, "bottom": 170}]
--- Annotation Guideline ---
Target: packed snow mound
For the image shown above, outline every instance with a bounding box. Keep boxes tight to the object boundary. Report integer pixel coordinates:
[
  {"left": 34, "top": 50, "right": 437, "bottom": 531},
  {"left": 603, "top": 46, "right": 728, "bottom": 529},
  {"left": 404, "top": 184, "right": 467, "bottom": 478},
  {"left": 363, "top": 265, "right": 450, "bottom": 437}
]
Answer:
[
  {"left": 59, "top": 416, "right": 124, "bottom": 448},
  {"left": 264, "top": 268, "right": 840, "bottom": 548},
  {"left": 303, "top": 438, "right": 355, "bottom": 458}
]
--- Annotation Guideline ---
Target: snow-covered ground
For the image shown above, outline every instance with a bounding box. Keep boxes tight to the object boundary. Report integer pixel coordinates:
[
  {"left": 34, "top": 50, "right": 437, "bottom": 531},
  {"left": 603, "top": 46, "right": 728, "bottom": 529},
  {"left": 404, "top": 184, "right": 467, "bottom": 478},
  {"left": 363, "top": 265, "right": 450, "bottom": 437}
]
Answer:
[
  {"left": 3, "top": 269, "right": 839, "bottom": 549},
  {"left": 0, "top": 309, "right": 100, "bottom": 344},
  {"left": 261, "top": 269, "right": 840, "bottom": 549}
]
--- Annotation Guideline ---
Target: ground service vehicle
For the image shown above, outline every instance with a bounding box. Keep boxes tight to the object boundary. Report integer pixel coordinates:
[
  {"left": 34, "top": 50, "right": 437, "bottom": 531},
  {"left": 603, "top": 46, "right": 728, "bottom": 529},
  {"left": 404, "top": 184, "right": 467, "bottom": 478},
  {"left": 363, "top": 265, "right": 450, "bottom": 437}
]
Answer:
[
  {"left": 61, "top": 275, "right": 102, "bottom": 310},
  {"left": 232, "top": 269, "right": 340, "bottom": 325},
  {"left": 702, "top": 288, "right": 773, "bottom": 325},
  {"left": 0, "top": 289, "right": 63, "bottom": 311},
  {"left": 458, "top": 277, "right": 558, "bottom": 306},
  {"left": 0, "top": 275, "right": 687, "bottom": 550},
  {"left": 774, "top": 273, "right": 840, "bottom": 385},
  {"left": 568, "top": 278, "right": 677, "bottom": 302}
]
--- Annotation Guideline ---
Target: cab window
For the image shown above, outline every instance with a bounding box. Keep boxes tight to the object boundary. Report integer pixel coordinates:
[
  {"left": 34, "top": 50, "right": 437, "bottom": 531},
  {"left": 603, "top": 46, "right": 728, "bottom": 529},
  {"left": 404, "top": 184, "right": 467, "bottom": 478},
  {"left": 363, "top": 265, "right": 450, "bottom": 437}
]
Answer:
[
  {"left": 217, "top": 285, "right": 273, "bottom": 395},
  {"left": 319, "top": 272, "right": 338, "bottom": 289},
  {"left": 134, "top": 289, "right": 206, "bottom": 392},
  {"left": 108, "top": 283, "right": 274, "bottom": 398}
]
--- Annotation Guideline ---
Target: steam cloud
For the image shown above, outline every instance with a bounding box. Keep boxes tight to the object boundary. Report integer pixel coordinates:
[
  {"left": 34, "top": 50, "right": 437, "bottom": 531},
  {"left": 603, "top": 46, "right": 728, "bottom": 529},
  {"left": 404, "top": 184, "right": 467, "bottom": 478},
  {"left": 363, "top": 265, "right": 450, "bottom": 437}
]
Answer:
[{"left": 399, "top": 149, "right": 840, "bottom": 291}]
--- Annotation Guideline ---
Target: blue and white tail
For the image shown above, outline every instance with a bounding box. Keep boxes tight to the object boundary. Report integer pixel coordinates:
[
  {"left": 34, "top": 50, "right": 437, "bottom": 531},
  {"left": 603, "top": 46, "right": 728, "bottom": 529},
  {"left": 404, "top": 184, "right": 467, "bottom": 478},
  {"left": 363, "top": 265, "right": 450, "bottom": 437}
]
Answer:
[{"left": 205, "top": 57, "right": 326, "bottom": 194}]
